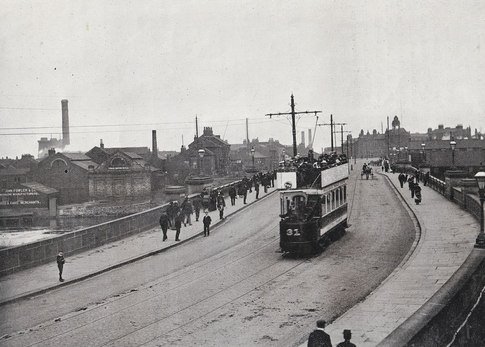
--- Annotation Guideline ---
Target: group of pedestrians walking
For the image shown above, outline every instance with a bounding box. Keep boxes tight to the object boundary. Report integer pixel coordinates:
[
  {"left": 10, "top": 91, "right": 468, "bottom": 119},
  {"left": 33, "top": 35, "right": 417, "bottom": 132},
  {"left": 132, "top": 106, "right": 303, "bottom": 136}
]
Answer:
[
  {"left": 398, "top": 170, "right": 426, "bottom": 205},
  {"left": 158, "top": 172, "right": 273, "bottom": 242}
]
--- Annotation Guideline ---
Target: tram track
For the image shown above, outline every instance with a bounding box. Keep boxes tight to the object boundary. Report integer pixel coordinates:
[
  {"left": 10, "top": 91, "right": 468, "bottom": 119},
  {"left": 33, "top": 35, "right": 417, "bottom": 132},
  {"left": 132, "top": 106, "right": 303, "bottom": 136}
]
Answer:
[
  {"left": 1, "top": 166, "right": 418, "bottom": 347},
  {"left": 3, "top": 194, "right": 306, "bottom": 347}
]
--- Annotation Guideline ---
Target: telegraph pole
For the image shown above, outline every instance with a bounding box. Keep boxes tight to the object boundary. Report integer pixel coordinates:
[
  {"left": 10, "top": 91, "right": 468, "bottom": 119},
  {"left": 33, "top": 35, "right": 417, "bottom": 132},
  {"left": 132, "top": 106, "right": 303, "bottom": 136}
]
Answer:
[
  {"left": 318, "top": 119, "right": 346, "bottom": 153},
  {"left": 330, "top": 114, "right": 334, "bottom": 151},
  {"left": 266, "top": 94, "right": 321, "bottom": 157},
  {"left": 334, "top": 124, "right": 350, "bottom": 154}
]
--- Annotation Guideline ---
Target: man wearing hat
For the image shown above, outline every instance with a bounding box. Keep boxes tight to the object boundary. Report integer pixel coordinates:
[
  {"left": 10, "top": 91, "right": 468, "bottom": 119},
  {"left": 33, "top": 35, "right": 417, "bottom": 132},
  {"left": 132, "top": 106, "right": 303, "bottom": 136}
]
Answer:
[
  {"left": 336, "top": 329, "right": 356, "bottom": 347},
  {"left": 307, "top": 319, "right": 332, "bottom": 347}
]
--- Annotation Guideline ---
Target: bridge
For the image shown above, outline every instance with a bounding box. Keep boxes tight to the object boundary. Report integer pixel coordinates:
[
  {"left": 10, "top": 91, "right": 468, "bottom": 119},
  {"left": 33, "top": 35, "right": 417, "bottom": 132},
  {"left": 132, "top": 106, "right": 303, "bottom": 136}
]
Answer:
[{"left": 0, "top": 162, "right": 484, "bottom": 346}]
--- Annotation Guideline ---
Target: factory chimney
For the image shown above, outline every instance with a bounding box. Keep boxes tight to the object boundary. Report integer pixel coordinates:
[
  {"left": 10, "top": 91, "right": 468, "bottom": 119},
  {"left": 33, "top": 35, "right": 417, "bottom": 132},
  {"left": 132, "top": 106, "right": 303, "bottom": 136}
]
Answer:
[
  {"left": 61, "top": 99, "right": 70, "bottom": 146},
  {"left": 152, "top": 130, "right": 158, "bottom": 159},
  {"left": 301, "top": 131, "right": 305, "bottom": 148},
  {"left": 100, "top": 139, "right": 104, "bottom": 149},
  {"left": 308, "top": 129, "right": 312, "bottom": 149}
]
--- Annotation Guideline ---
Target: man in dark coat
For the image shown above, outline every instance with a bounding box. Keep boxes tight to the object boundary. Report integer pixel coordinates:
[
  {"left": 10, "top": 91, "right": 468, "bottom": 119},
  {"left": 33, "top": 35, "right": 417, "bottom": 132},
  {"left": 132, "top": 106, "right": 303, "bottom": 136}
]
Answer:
[
  {"left": 308, "top": 320, "right": 332, "bottom": 347},
  {"left": 414, "top": 183, "right": 422, "bottom": 205},
  {"left": 228, "top": 185, "right": 237, "bottom": 206},
  {"left": 336, "top": 329, "right": 356, "bottom": 347},
  {"left": 174, "top": 213, "right": 182, "bottom": 241},
  {"left": 202, "top": 211, "right": 212, "bottom": 236},
  {"left": 159, "top": 212, "right": 171, "bottom": 241},
  {"left": 237, "top": 182, "right": 247, "bottom": 204},
  {"left": 181, "top": 196, "right": 193, "bottom": 226},
  {"left": 254, "top": 179, "right": 260, "bottom": 199},
  {"left": 193, "top": 195, "right": 202, "bottom": 221},
  {"left": 216, "top": 191, "right": 226, "bottom": 219},
  {"left": 56, "top": 251, "right": 65, "bottom": 282}
]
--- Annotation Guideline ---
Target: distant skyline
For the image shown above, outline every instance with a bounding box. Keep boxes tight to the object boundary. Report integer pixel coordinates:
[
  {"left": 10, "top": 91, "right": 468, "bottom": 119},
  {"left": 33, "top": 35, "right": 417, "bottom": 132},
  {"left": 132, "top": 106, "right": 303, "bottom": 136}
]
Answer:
[{"left": 1, "top": 0, "right": 484, "bottom": 158}]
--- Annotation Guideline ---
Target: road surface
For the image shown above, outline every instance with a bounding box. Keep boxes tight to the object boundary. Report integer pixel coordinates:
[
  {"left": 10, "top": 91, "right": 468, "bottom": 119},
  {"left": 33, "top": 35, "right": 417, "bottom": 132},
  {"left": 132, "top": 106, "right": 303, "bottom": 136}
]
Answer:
[{"left": 0, "top": 168, "right": 415, "bottom": 346}]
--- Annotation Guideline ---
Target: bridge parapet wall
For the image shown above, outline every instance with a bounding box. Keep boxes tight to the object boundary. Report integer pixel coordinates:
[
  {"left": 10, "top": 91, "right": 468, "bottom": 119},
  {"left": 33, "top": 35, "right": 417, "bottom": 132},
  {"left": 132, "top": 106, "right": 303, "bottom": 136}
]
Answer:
[{"left": 0, "top": 179, "right": 242, "bottom": 277}]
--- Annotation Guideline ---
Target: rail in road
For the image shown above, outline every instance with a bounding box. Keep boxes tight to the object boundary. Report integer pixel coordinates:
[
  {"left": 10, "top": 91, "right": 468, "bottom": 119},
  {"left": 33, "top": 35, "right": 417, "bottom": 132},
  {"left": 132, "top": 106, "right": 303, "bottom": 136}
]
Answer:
[
  {"left": 0, "top": 184, "right": 277, "bottom": 306},
  {"left": 306, "top": 165, "right": 479, "bottom": 347},
  {"left": 1, "top": 163, "right": 422, "bottom": 346}
]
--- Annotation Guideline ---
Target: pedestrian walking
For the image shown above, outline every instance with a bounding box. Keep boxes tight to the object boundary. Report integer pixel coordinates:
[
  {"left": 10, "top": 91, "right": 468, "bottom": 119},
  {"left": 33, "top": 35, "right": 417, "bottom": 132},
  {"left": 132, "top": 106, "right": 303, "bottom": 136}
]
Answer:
[
  {"left": 228, "top": 185, "right": 237, "bottom": 206},
  {"left": 336, "top": 329, "right": 356, "bottom": 347},
  {"left": 217, "top": 191, "right": 226, "bottom": 219},
  {"left": 307, "top": 320, "right": 332, "bottom": 347},
  {"left": 398, "top": 173, "right": 405, "bottom": 188},
  {"left": 209, "top": 190, "right": 218, "bottom": 211},
  {"left": 238, "top": 182, "right": 247, "bottom": 204},
  {"left": 414, "top": 183, "right": 422, "bottom": 205},
  {"left": 424, "top": 172, "right": 430, "bottom": 186},
  {"left": 193, "top": 195, "right": 202, "bottom": 221},
  {"left": 254, "top": 180, "right": 260, "bottom": 199},
  {"left": 201, "top": 188, "right": 210, "bottom": 211},
  {"left": 202, "top": 210, "right": 212, "bottom": 236},
  {"left": 159, "top": 212, "right": 171, "bottom": 241},
  {"left": 181, "top": 196, "right": 193, "bottom": 226},
  {"left": 263, "top": 174, "right": 269, "bottom": 193},
  {"left": 166, "top": 202, "right": 175, "bottom": 228},
  {"left": 56, "top": 251, "right": 65, "bottom": 282},
  {"left": 174, "top": 213, "right": 182, "bottom": 241}
]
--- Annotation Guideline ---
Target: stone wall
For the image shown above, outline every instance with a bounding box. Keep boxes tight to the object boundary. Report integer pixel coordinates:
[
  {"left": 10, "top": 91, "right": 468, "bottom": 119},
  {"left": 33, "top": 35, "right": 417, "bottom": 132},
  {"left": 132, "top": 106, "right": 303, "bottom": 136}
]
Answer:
[
  {"left": 0, "top": 179, "right": 242, "bottom": 277},
  {"left": 0, "top": 203, "right": 167, "bottom": 277}
]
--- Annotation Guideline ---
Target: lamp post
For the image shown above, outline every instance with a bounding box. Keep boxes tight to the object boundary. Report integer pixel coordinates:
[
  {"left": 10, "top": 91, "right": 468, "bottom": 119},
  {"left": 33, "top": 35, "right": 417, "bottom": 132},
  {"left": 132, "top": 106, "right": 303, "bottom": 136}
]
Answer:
[
  {"left": 251, "top": 146, "right": 255, "bottom": 169},
  {"left": 450, "top": 139, "right": 456, "bottom": 168},
  {"left": 198, "top": 149, "right": 205, "bottom": 176},
  {"left": 474, "top": 171, "right": 485, "bottom": 248}
]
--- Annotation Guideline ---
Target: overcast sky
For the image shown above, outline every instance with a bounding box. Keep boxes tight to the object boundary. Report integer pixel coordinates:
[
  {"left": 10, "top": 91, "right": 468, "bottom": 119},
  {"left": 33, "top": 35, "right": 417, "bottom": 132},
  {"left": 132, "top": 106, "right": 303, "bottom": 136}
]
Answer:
[{"left": 1, "top": 0, "right": 484, "bottom": 158}]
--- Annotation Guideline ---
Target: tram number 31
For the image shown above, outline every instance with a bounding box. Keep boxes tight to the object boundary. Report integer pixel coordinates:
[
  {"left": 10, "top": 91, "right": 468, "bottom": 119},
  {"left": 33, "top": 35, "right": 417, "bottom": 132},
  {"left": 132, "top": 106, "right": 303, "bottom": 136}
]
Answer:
[{"left": 286, "top": 228, "right": 301, "bottom": 236}]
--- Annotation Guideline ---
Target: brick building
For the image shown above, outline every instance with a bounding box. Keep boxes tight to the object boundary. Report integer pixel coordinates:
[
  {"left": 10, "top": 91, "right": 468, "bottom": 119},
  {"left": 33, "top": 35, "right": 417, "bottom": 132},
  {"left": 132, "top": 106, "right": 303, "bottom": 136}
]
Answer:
[
  {"left": 87, "top": 149, "right": 156, "bottom": 201},
  {"left": 167, "top": 127, "right": 230, "bottom": 181},
  {"left": 31, "top": 150, "right": 96, "bottom": 205}
]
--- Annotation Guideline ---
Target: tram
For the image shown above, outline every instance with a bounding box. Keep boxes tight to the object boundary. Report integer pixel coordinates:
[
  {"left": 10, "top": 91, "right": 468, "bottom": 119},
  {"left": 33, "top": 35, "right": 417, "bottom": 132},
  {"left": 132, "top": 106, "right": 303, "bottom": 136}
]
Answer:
[{"left": 277, "top": 162, "right": 349, "bottom": 255}]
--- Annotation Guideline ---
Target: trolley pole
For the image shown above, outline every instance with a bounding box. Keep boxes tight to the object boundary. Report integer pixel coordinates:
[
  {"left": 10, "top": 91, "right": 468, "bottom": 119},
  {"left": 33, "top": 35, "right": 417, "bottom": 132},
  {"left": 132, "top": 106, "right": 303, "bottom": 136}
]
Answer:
[{"left": 266, "top": 95, "right": 321, "bottom": 157}]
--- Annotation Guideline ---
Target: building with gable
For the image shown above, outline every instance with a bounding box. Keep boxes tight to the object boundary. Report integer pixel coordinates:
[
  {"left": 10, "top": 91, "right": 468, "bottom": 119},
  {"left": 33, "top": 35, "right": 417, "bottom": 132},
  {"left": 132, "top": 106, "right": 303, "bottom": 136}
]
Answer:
[
  {"left": 87, "top": 149, "right": 157, "bottom": 200},
  {"left": 31, "top": 150, "right": 97, "bottom": 204}
]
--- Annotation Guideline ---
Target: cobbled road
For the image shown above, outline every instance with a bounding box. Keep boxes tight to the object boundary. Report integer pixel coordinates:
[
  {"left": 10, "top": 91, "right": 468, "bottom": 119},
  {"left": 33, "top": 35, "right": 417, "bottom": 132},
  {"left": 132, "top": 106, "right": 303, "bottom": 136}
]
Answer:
[{"left": 0, "top": 167, "right": 415, "bottom": 347}]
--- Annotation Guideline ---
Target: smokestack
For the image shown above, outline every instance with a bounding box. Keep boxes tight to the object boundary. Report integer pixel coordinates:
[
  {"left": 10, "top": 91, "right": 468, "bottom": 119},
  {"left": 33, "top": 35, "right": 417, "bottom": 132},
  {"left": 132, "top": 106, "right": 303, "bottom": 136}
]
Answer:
[
  {"left": 301, "top": 131, "right": 305, "bottom": 148},
  {"left": 308, "top": 129, "right": 312, "bottom": 149},
  {"left": 61, "top": 99, "right": 70, "bottom": 146},
  {"left": 152, "top": 130, "right": 158, "bottom": 158},
  {"left": 100, "top": 139, "right": 104, "bottom": 149}
]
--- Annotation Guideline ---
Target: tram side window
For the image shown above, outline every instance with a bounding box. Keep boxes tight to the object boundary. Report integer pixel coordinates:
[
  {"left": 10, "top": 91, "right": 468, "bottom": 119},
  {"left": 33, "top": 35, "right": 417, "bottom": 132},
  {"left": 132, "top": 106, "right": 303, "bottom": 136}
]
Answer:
[
  {"left": 326, "top": 194, "right": 331, "bottom": 214},
  {"left": 343, "top": 185, "right": 347, "bottom": 203},
  {"left": 321, "top": 194, "right": 326, "bottom": 215}
]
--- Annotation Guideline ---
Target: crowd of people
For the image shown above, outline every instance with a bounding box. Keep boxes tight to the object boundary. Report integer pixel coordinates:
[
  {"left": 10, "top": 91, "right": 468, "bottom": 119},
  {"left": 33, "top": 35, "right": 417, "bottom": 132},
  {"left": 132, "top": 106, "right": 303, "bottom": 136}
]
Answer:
[
  {"left": 158, "top": 171, "right": 276, "bottom": 241},
  {"left": 280, "top": 150, "right": 348, "bottom": 188}
]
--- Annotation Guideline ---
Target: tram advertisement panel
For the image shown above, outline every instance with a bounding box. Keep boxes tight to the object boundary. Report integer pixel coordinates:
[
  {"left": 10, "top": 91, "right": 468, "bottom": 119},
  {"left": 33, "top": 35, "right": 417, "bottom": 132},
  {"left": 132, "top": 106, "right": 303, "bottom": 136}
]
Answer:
[
  {"left": 321, "top": 165, "right": 348, "bottom": 187},
  {"left": 276, "top": 172, "right": 297, "bottom": 189}
]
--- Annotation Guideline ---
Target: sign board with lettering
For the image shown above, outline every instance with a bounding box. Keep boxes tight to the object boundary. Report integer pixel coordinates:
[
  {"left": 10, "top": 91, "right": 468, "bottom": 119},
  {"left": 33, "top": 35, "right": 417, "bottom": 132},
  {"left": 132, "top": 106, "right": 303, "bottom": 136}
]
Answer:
[{"left": 0, "top": 185, "right": 47, "bottom": 209}]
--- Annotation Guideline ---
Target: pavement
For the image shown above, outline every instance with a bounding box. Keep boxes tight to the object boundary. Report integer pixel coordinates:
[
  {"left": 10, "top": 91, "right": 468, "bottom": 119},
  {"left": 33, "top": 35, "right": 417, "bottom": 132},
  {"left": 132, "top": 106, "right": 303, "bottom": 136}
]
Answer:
[
  {"left": 1, "top": 167, "right": 481, "bottom": 346},
  {"left": 315, "top": 169, "right": 479, "bottom": 347},
  {"left": 0, "top": 186, "right": 276, "bottom": 306}
]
